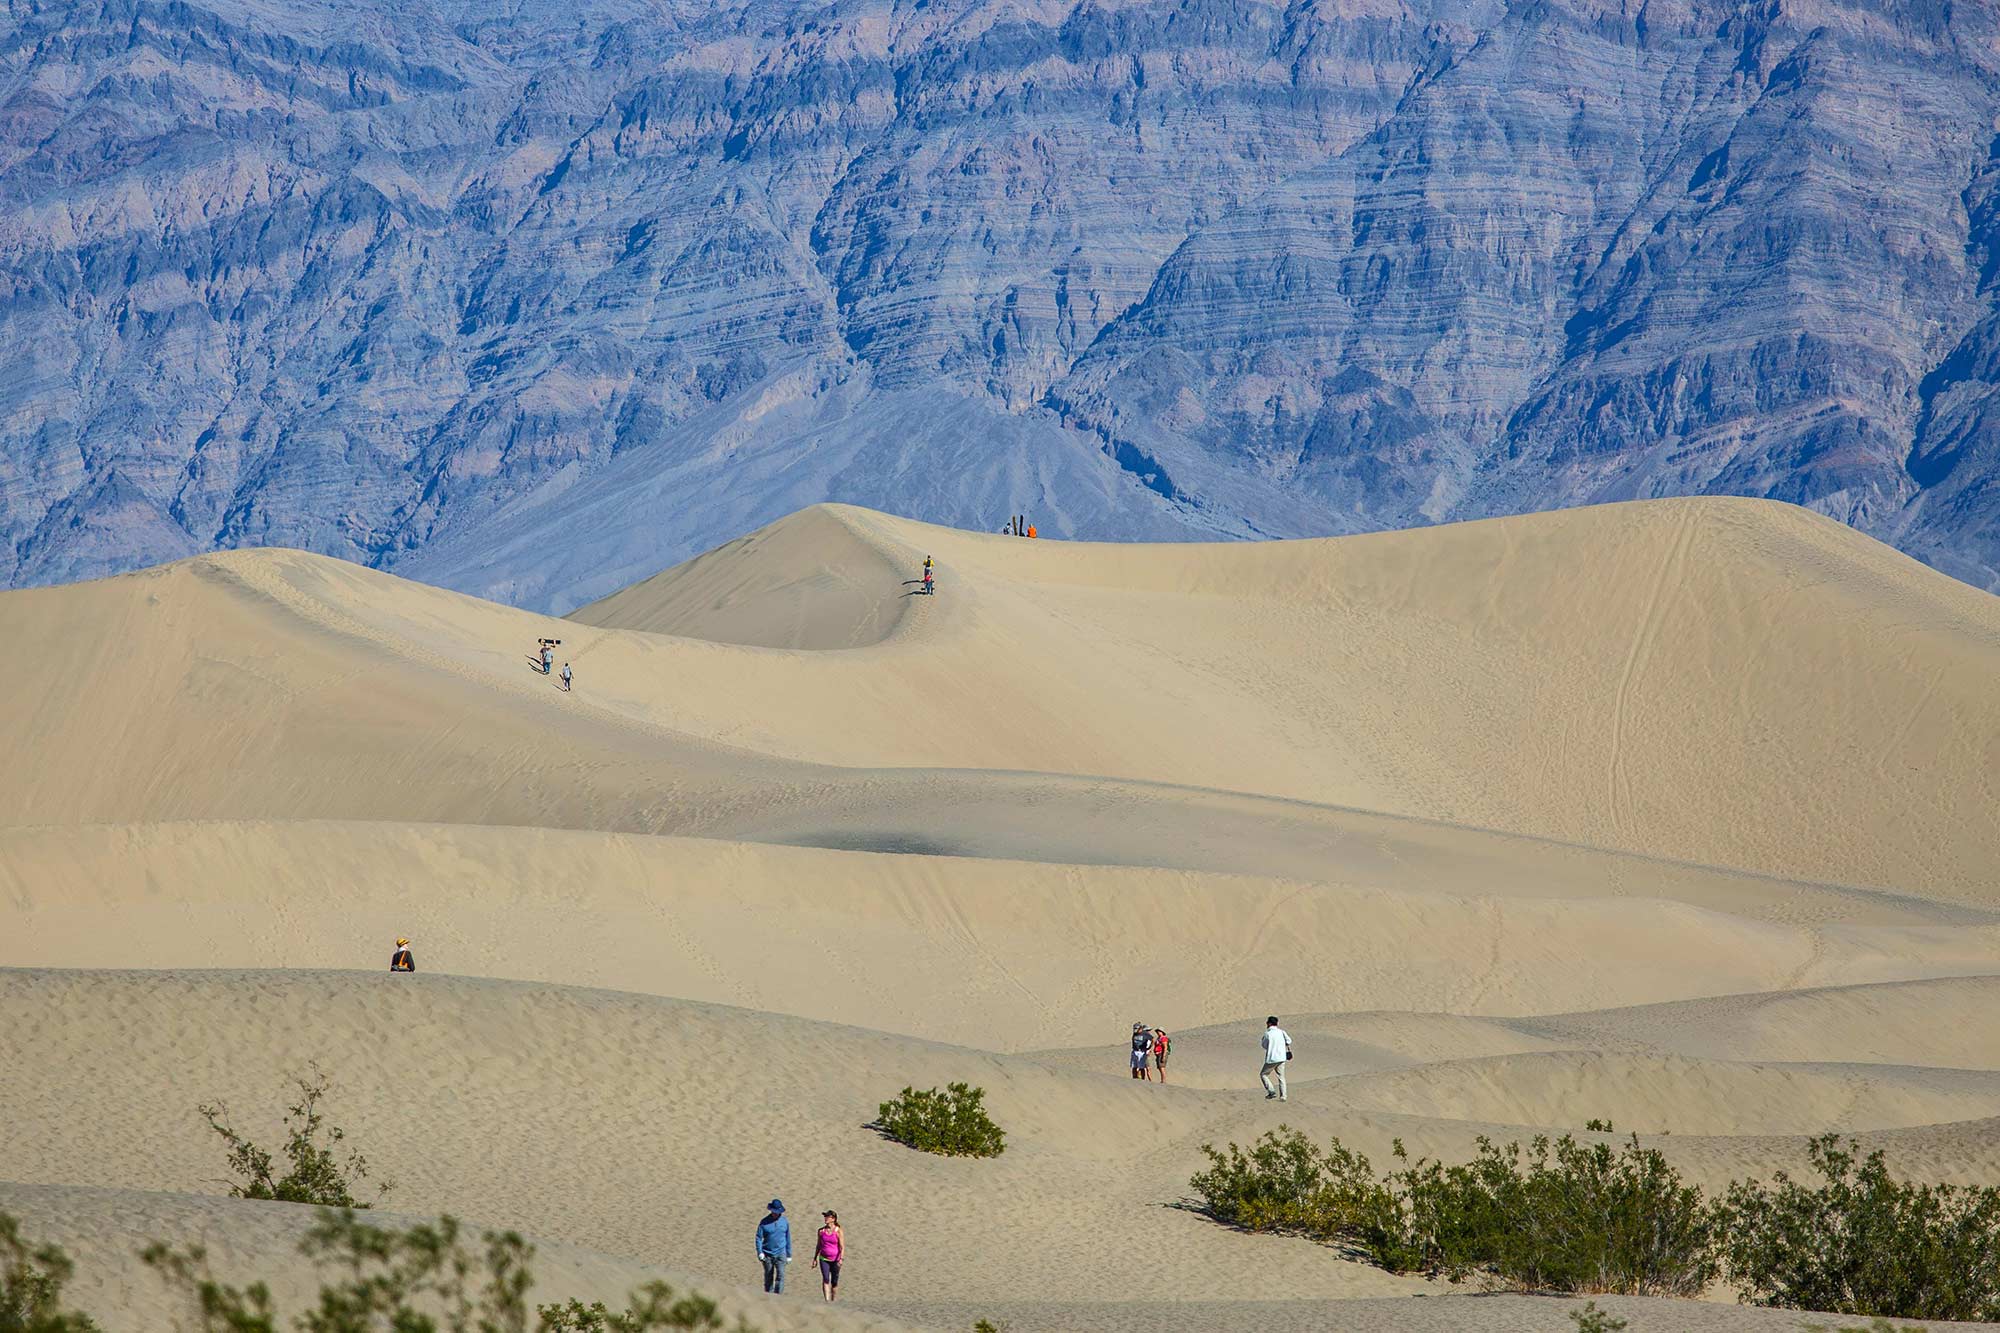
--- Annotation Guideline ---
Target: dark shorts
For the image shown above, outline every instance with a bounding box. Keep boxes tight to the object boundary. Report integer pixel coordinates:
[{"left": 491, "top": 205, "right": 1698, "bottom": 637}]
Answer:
[
  {"left": 819, "top": 1259, "right": 841, "bottom": 1286},
  {"left": 1154, "top": 1050, "right": 1168, "bottom": 1067}
]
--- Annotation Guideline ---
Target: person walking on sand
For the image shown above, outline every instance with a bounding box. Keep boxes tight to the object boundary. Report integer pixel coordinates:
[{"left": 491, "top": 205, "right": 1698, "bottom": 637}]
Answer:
[
  {"left": 1130, "top": 1021, "right": 1154, "bottom": 1081},
  {"left": 559, "top": 662, "right": 572, "bottom": 692},
  {"left": 756, "top": 1199, "right": 791, "bottom": 1294},
  {"left": 815, "top": 1210, "right": 844, "bottom": 1302},
  {"left": 540, "top": 641, "right": 553, "bottom": 675},
  {"left": 1260, "top": 1015, "right": 1292, "bottom": 1101},
  {"left": 1152, "top": 1026, "right": 1171, "bottom": 1083},
  {"left": 389, "top": 938, "right": 415, "bottom": 972}
]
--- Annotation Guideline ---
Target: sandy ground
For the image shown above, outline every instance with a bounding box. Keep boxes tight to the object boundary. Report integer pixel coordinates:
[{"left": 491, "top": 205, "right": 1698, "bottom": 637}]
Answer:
[{"left": 3, "top": 497, "right": 1999, "bottom": 1331}]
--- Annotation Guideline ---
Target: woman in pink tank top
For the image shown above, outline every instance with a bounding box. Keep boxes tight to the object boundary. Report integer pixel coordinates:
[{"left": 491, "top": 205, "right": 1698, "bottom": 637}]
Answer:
[{"left": 815, "top": 1210, "right": 845, "bottom": 1302}]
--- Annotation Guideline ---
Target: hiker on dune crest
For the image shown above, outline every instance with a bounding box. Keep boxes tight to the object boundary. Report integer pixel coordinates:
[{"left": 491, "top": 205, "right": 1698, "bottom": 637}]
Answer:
[{"left": 389, "top": 938, "right": 415, "bottom": 972}]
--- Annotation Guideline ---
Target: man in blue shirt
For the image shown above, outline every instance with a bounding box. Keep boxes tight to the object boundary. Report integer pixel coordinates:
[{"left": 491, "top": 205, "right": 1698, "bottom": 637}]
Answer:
[{"left": 756, "top": 1199, "right": 791, "bottom": 1293}]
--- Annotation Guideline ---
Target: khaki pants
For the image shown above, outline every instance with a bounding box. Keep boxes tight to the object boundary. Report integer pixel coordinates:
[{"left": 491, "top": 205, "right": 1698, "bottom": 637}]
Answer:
[{"left": 1260, "top": 1060, "right": 1287, "bottom": 1100}]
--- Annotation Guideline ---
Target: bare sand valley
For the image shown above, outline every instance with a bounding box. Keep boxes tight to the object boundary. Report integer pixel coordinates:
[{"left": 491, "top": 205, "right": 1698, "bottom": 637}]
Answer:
[{"left": 4, "top": 497, "right": 2000, "bottom": 1330}]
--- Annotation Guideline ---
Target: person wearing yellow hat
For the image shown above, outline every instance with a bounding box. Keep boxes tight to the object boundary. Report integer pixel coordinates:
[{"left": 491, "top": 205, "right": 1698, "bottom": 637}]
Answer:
[{"left": 390, "top": 938, "right": 415, "bottom": 973}]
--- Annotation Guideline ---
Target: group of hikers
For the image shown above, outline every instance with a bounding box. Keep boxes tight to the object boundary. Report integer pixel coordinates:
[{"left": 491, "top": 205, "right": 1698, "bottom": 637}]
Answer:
[
  {"left": 755, "top": 1199, "right": 845, "bottom": 1301},
  {"left": 1130, "top": 1015, "right": 1295, "bottom": 1101},
  {"left": 1129, "top": 1021, "right": 1171, "bottom": 1081},
  {"left": 999, "top": 515, "right": 1039, "bottom": 538},
  {"left": 535, "top": 638, "right": 573, "bottom": 691}
]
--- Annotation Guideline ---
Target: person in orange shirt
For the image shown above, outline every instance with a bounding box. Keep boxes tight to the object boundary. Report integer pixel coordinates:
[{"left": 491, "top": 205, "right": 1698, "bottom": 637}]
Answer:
[{"left": 1026, "top": 524, "right": 1037, "bottom": 538}]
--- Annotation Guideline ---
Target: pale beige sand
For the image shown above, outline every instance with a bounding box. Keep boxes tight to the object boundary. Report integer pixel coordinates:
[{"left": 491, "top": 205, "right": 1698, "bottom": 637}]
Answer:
[
  {"left": 3, "top": 498, "right": 1994, "bottom": 891},
  {"left": 0, "top": 1182, "right": 911, "bottom": 1333},
  {"left": 3, "top": 497, "right": 1999, "bottom": 1330}
]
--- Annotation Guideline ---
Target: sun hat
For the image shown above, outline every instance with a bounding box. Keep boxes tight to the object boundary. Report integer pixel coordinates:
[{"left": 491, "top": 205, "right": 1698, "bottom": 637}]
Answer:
[
  {"left": 396, "top": 938, "right": 410, "bottom": 946},
  {"left": 769, "top": 1199, "right": 785, "bottom": 1213}
]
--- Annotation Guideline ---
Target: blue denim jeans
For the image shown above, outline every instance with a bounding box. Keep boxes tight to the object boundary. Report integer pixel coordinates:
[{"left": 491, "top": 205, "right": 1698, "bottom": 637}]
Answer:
[{"left": 761, "top": 1254, "right": 787, "bottom": 1293}]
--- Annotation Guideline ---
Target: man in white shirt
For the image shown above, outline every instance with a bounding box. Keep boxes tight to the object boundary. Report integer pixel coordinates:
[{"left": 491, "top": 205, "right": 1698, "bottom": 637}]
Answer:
[{"left": 1260, "top": 1015, "right": 1292, "bottom": 1101}]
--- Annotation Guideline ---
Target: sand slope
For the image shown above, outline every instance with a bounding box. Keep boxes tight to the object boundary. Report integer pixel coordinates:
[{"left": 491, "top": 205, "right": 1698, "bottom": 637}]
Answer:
[
  {"left": 0, "top": 498, "right": 1994, "bottom": 890},
  {"left": 5, "top": 497, "right": 2000, "bottom": 1330}
]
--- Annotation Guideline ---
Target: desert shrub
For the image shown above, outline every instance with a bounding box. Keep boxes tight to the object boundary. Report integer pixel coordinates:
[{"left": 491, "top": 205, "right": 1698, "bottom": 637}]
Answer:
[
  {"left": 1391, "top": 1133, "right": 1717, "bottom": 1295},
  {"left": 0, "top": 1213, "right": 101, "bottom": 1332},
  {"left": 1568, "top": 1301, "right": 1626, "bottom": 1332},
  {"left": 201, "top": 1066, "right": 386, "bottom": 1208},
  {"left": 146, "top": 1209, "right": 745, "bottom": 1332},
  {"left": 875, "top": 1083, "right": 1005, "bottom": 1158},
  {"left": 1189, "top": 1130, "right": 1715, "bottom": 1295},
  {"left": 1584, "top": 1119, "right": 1614, "bottom": 1134},
  {"left": 536, "top": 1287, "right": 726, "bottom": 1332},
  {"left": 1722, "top": 1134, "right": 2000, "bottom": 1321},
  {"left": 1188, "top": 1128, "right": 1404, "bottom": 1260}
]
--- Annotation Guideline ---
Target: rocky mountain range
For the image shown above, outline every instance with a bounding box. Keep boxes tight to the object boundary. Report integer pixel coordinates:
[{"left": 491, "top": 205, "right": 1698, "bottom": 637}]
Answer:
[{"left": 3, "top": 0, "right": 1996, "bottom": 609}]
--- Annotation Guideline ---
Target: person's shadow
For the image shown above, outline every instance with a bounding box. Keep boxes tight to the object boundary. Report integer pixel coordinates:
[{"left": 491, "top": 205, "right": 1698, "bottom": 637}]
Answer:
[{"left": 901, "top": 579, "right": 934, "bottom": 597}]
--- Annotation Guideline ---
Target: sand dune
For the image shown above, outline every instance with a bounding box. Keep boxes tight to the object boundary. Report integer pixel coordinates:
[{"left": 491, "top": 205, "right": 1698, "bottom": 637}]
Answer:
[
  {"left": 9, "top": 820, "right": 2000, "bottom": 1051},
  {"left": 3, "top": 499, "right": 1994, "bottom": 891},
  {"left": 5, "top": 497, "right": 2000, "bottom": 1330}
]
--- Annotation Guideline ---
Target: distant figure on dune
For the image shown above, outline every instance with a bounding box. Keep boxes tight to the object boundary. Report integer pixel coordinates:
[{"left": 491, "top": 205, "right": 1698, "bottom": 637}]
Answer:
[
  {"left": 1130, "top": 1021, "right": 1154, "bottom": 1081},
  {"left": 1152, "top": 1027, "right": 1171, "bottom": 1083},
  {"left": 815, "top": 1210, "right": 844, "bottom": 1302},
  {"left": 540, "top": 641, "right": 554, "bottom": 675},
  {"left": 1260, "top": 1015, "right": 1292, "bottom": 1102},
  {"left": 1027, "top": 524, "right": 1037, "bottom": 538},
  {"left": 922, "top": 557, "right": 934, "bottom": 596},
  {"left": 756, "top": 1199, "right": 791, "bottom": 1294},
  {"left": 559, "top": 662, "right": 572, "bottom": 692},
  {"left": 390, "top": 938, "right": 415, "bottom": 972}
]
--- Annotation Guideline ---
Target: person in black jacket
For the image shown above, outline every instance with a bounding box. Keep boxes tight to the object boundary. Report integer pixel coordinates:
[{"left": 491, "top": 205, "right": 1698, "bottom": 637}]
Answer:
[{"left": 390, "top": 938, "right": 415, "bottom": 972}]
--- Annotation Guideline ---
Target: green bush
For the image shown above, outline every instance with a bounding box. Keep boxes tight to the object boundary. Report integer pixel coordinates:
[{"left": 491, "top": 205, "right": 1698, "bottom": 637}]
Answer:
[
  {"left": 1723, "top": 1134, "right": 2000, "bottom": 1321},
  {"left": 875, "top": 1083, "right": 1006, "bottom": 1158},
  {"left": 201, "top": 1066, "right": 386, "bottom": 1208},
  {"left": 1188, "top": 1128, "right": 1403, "bottom": 1259},
  {"left": 145, "top": 1209, "right": 748, "bottom": 1332},
  {"left": 0, "top": 1213, "right": 100, "bottom": 1332},
  {"left": 1393, "top": 1133, "right": 1717, "bottom": 1295},
  {"left": 1190, "top": 1128, "right": 1716, "bottom": 1296}
]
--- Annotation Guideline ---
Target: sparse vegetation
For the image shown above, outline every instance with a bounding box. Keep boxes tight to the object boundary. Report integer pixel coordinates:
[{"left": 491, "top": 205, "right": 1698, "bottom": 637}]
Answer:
[
  {"left": 1192, "top": 1127, "right": 1715, "bottom": 1295},
  {"left": 1723, "top": 1135, "right": 2000, "bottom": 1322},
  {"left": 1584, "top": 1119, "right": 1615, "bottom": 1134},
  {"left": 144, "top": 1209, "right": 748, "bottom": 1332},
  {"left": 1569, "top": 1300, "right": 1627, "bottom": 1332},
  {"left": 1392, "top": 1132, "right": 1717, "bottom": 1295},
  {"left": 875, "top": 1083, "right": 1006, "bottom": 1158},
  {"left": 1186, "top": 1128, "right": 1401, "bottom": 1256},
  {"left": 1195, "top": 1127, "right": 2000, "bottom": 1318},
  {"left": 0, "top": 1213, "right": 100, "bottom": 1332},
  {"left": 201, "top": 1066, "right": 387, "bottom": 1208}
]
